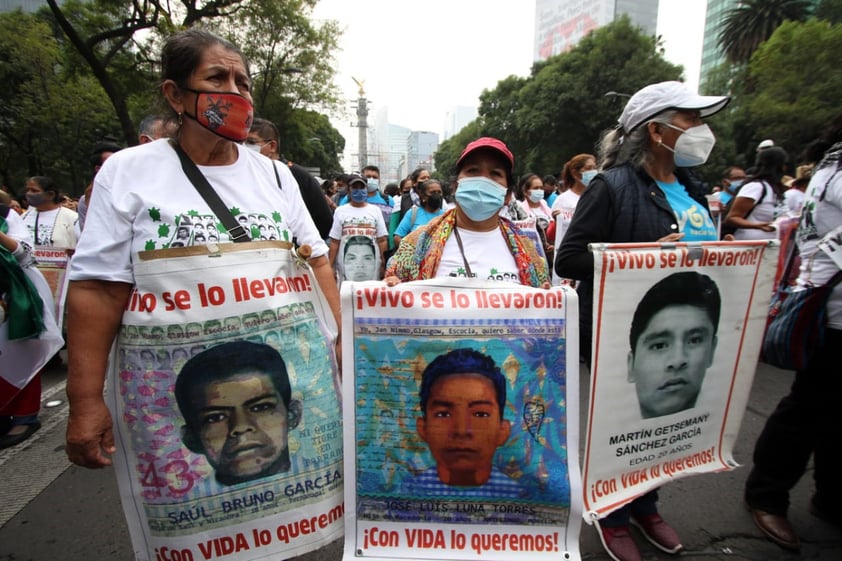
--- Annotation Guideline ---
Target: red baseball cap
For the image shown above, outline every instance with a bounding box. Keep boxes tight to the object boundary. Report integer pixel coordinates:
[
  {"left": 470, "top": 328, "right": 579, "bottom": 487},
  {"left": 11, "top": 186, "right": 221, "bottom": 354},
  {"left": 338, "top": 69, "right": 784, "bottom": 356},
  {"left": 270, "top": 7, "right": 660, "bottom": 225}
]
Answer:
[{"left": 456, "top": 137, "right": 514, "bottom": 173}]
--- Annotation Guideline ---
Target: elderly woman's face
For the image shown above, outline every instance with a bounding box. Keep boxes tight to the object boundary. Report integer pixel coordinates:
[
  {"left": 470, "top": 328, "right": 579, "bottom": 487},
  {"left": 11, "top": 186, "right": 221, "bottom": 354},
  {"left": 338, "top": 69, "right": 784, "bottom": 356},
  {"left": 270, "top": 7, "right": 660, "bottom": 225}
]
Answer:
[
  {"left": 656, "top": 110, "right": 704, "bottom": 149},
  {"left": 188, "top": 44, "right": 252, "bottom": 101}
]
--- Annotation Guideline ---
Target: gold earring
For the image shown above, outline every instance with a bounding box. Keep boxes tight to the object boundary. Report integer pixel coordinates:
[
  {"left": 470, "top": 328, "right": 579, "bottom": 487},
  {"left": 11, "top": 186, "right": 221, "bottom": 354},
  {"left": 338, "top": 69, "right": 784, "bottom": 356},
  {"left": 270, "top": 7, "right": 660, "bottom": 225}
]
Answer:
[{"left": 177, "top": 113, "right": 183, "bottom": 127}]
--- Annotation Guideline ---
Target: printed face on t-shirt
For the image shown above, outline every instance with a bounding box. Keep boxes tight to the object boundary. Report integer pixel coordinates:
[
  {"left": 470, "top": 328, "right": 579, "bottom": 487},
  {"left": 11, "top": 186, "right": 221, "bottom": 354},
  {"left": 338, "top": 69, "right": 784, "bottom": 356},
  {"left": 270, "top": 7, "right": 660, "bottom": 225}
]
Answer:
[{"left": 343, "top": 242, "right": 377, "bottom": 281}]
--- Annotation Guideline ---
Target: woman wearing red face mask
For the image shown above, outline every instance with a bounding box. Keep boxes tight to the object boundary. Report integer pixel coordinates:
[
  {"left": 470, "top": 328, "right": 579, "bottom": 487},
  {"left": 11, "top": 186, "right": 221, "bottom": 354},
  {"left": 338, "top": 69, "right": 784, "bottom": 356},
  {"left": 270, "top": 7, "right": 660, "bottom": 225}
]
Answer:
[{"left": 64, "top": 29, "right": 339, "bottom": 469}]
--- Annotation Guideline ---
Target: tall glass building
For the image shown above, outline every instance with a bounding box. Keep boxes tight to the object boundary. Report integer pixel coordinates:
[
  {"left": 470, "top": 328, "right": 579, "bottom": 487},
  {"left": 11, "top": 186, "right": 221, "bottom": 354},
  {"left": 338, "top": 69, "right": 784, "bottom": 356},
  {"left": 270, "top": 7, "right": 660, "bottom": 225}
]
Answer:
[
  {"left": 700, "top": 0, "right": 821, "bottom": 88},
  {"left": 534, "top": 0, "right": 660, "bottom": 61},
  {"left": 0, "top": 0, "right": 50, "bottom": 11}
]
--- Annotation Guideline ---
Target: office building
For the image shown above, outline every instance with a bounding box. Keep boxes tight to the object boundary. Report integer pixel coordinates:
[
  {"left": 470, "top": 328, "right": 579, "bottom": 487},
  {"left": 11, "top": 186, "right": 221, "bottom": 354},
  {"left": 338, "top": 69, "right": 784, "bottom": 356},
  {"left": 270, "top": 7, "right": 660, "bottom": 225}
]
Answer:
[
  {"left": 0, "top": 0, "right": 52, "bottom": 11},
  {"left": 699, "top": 0, "right": 821, "bottom": 88},
  {"left": 443, "top": 106, "right": 478, "bottom": 141},
  {"left": 534, "top": 0, "right": 660, "bottom": 61}
]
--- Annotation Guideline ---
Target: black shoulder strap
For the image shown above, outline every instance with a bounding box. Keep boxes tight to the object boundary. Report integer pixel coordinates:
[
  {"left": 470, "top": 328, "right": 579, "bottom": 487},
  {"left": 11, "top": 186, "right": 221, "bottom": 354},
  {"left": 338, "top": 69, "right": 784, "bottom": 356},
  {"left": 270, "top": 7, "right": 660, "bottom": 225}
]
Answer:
[
  {"left": 170, "top": 140, "right": 250, "bottom": 243},
  {"left": 742, "top": 180, "right": 768, "bottom": 219}
]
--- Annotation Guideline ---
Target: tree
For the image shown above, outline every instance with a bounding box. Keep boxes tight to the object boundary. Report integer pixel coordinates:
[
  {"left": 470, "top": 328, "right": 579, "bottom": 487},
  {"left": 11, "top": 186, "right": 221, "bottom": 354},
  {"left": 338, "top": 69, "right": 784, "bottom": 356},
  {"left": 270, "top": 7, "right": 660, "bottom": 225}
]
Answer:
[
  {"left": 0, "top": 10, "right": 115, "bottom": 193},
  {"left": 744, "top": 19, "right": 842, "bottom": 160},
  {"left": 209, "top": 0, "right": 343, "bottom": 170},
  {"left": 434, "top": 18, "right": 683, "bottom": 178},
  {"left": 816, "top": 0, "right": 842, "bottom": 23},
  {"left": 717, "top": 0, "right": 813, "bottom": 65},
  {"left": 45, "top": 0, "right": 165, "bottom": 145},
  {"left": 513, "top": 17, "right": 681, "bottom": 174},
  {"left": 44, "top": 0, "right": 342, "bottom": 149},
  {"left": 433, "top": 121, "right": 482, "bottom": 181}
]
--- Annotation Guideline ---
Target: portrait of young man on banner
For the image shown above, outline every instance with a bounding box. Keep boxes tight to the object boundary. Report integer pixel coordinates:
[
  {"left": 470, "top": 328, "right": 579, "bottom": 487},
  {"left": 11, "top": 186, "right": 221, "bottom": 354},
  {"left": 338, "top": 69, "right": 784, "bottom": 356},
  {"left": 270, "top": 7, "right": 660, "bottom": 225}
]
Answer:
[
  {"left": 582, "top": 242, "right": 777, "bottom": 520},
  {"left": 352, "top": 336, "right": 572, "bottom": 526},
  {"left": 175, "top": 341, "right": 303, "bottom": 486},
  {"left": 343, "top": 279, "right": 583, "bottom": 561},
  {"left": 627, "top": 272, "right": 720, "bottom": 420},
  {"left": 403, "top": 348, "right": 525, "bottom": 498}
]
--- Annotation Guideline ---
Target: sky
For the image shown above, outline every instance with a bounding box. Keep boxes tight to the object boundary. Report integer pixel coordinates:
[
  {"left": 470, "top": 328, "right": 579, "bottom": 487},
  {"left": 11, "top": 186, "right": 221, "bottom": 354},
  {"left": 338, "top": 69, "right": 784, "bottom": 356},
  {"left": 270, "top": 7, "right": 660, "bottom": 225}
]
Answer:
[{"left": 311, "top": 0, "right": 707, "bottom": 157}]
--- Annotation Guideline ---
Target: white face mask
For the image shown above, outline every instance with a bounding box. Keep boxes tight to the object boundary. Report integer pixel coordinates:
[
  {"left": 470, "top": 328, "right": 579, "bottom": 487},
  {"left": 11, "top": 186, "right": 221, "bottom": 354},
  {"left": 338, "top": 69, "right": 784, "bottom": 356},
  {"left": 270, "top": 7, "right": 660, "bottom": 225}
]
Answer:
[
  {"left": 244, "top": 142, "right": 262, "bottom": 153},
  {"left": 660, "top": 123, "right": 716, "bottom": 167}
]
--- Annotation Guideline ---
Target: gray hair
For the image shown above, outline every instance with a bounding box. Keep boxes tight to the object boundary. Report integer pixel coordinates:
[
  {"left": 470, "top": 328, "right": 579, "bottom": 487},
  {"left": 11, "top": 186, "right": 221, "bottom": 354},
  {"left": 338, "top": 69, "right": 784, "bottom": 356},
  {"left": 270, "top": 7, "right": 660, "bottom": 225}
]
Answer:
[{"left": 599, "top": 110, "right": 678, "bottom": 170}]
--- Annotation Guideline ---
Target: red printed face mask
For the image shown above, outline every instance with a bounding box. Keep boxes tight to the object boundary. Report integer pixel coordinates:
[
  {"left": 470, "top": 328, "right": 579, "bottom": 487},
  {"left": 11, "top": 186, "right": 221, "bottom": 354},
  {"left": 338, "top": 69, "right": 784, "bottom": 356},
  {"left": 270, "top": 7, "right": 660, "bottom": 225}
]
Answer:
[{"left": 183, "top": 89, "right": 253, "bottom": 142}]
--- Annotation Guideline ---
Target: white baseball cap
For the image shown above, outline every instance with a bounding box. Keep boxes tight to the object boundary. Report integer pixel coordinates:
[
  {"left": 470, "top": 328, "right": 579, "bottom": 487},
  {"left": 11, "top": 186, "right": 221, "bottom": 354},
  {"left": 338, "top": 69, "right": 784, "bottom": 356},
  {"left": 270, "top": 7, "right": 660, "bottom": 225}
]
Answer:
[
  {"left": 757, "top": 139, "right": 775, "bottom": 151},
  {"left": 618, "top": 81, "right": 730, "bottom": 133}
]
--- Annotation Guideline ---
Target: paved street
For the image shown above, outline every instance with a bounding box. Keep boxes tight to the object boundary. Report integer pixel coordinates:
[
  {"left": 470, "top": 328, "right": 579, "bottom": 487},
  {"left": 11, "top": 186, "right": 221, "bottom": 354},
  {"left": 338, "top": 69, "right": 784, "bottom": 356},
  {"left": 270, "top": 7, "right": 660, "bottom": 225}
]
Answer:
[{"left": 1, "top": 353, "right": 839, "bottom": 560}]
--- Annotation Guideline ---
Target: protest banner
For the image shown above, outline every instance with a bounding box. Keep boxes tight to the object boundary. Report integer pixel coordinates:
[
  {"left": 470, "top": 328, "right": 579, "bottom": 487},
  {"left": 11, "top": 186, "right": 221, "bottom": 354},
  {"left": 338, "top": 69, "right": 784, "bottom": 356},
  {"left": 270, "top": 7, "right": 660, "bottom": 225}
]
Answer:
[
  {"left": 32, "top": 246, "right": 70, "bottom": 330},
  {"left": 108, "top": 242, "right": 342, "bottom": 561},
  {"left": 581, "top": 241, "right": 777, "bottom": 520},
  {"left": 341, "top": 279, "right": 582, "bottom": 561}
]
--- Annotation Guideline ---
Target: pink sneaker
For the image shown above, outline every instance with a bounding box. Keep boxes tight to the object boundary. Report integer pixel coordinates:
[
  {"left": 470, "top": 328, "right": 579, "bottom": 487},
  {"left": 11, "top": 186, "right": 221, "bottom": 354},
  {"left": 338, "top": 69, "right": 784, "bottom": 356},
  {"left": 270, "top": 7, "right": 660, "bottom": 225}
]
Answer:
[
  {"left": 596, "top": 522, "right": 643, "bottom": 561},
  {"left": 631, "top": 513, "right": 684, "bottom": 554}
]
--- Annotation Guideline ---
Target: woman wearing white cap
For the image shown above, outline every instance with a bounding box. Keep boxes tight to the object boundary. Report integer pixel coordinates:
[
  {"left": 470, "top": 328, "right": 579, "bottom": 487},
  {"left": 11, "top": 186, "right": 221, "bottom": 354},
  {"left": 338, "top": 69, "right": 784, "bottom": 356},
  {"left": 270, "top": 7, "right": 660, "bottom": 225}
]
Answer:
[
  {"left": 556, "top": 81, "right": 729, "bottom": 561},
  {"left": 385, "top": 137, "right": 549, "bottom": 286}
]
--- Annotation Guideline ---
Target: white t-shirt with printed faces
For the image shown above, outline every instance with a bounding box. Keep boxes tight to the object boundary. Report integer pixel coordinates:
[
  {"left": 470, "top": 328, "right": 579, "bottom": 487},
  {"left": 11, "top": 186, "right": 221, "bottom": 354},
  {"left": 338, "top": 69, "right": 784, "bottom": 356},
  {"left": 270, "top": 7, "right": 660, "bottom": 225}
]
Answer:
[
  {"left": 23, "top": 207, "right": 58, "bottom": 246},
  {"left": 436, "top": 227, "right": 520, "bottom": 283},
  {"left": 68, "top": 139, "right": 327, "bottom": 284},
  {"left": 329, "top": 203, "right": 388, "bottom": 282},
  {"left": 21, "top": 207, "right": 78, "bottom": 248}
]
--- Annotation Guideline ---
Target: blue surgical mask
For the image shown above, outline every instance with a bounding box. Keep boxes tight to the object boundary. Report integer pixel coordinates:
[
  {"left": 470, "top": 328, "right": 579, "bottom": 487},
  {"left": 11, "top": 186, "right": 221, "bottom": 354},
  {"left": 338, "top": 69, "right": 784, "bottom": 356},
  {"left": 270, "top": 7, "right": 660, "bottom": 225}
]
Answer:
[
  {"left": 528, "top": 189, "right": 544, "bottom": 203},
  {"left": 581, "top": 170, "right": 598, "bottom": 186},
  {"left": 727, "top": 179, "right": 743, "bottom": 193},
  {"left": 455, "top": 176, "right": 507, "bottom": 221},
  {"left": 366, "top": 178, "right": 379, "bottom": 193},
  {"left": 350, "top": 189, "right": 368, "bottom": 203}
]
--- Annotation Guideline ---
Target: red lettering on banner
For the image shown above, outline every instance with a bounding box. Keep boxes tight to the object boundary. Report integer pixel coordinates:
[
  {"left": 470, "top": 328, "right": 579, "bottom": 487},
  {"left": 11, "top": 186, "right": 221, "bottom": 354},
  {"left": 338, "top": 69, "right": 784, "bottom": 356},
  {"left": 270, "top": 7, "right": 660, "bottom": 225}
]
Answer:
[
  {"left": 420, "top": 291, "right": 445, "bottom": 308},
  {"left": 607, "top": 250, "right": 657, "bottom": 272},
  {"left": 232, "top": 275, "right": 312, "bottom": 302},
  {"left": 469, "top": 531, "right": 560, "bottom": 555},
  {"left": 698, "top": 247, "right": 760, "bottom": 267},
  {"left": 405, "top": 528, "right": 446, "bottom": 548},
  {"left": 589, "top": 477, "right": 619, "bottom": 504},
  {"left": 474, "top": 290, "right": 564, "bottom": 309},
  {"left": 126, "top": 288, "right": 157, "bottom": 313},
  {"left": 657, "top": 446, "right": 717, "bottom": 477},
  {"left": 275, "top": 503, "right": 344, "bottom": 544},
  {"left": 196, "top": 532, "right": 250, "bottom": 559},
  {"left": 355, "top": 288, "right": 415, "bottom": 309},
  {"left": 162, "top": 290, "right": 192, "bottom": 311}
]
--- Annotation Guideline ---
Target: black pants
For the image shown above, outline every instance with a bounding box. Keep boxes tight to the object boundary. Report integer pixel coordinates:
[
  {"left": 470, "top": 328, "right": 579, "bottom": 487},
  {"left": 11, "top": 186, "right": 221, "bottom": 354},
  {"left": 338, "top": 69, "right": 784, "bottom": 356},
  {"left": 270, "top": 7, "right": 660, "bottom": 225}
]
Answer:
[{"left": 744, "top": 328, "right": 842, "bottom": 515}]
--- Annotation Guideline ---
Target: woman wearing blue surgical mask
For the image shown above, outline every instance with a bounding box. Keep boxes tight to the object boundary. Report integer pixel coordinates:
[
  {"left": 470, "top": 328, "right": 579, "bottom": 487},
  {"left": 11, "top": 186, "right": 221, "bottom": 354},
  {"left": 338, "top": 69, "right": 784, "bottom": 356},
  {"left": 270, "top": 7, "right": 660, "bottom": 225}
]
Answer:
[
  {"left": 384, "top": 137, "right": 548, "bottom": 286},
  {"left": 517, "top": 173, "right": 554, "bottom": 223},
  {"left": 556, "top": 81, "right": 730, "bottom": 561},
  {"left": 515, "top": 173, "right": 554, "bottom": 267}
]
